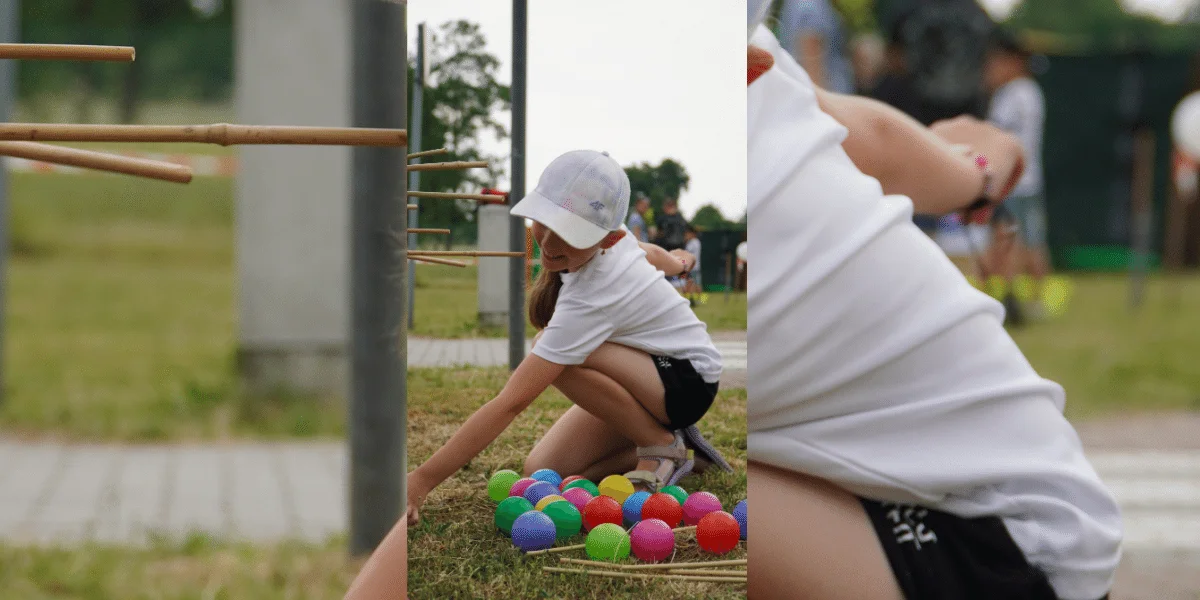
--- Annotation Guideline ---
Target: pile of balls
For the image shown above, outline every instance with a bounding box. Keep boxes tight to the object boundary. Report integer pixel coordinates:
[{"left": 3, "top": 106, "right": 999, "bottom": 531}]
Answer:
[{"left": 488, "top": 468, "right": 747, "bottom": 563}]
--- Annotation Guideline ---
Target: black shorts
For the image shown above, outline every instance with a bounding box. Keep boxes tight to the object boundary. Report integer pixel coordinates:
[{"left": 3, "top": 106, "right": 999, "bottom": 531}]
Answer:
[
  {"left": 651, "top": 355, "right": 718, "bottom": 430},
  {"left": 860, "top": 498, "right": 1110, "bottom": 600}
]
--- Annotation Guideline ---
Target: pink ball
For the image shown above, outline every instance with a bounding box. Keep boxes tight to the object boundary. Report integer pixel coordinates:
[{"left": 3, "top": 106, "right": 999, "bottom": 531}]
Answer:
[
  {"left": 630, "top": 518, "right": 676, "bottom": 562},
  {"left": 509, "top": 477, "right": 537, "bottom": 499},
  {"left": 682, "top": 491, "right": 723, "bottom": 526},
  {"left": 561, "top": 487, "right": 594, "bottom": 512}
]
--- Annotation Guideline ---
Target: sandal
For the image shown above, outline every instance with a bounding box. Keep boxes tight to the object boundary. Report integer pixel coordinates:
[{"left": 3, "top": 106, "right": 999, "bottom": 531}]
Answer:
[
  {"left": 680, "top": 425, "right": 733, "bottom": 474},
  {"left": 624, "top": 430, "right": 694, "bottom": 493}
]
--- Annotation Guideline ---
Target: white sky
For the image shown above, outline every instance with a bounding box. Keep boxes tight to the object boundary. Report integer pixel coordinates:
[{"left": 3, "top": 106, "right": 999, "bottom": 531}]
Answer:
[
  {"left": 977, "top": 0, "right": 1196, "bottom": 21},
  {"left": 407, "top": 0, "right": 747, "bottom": 221}
]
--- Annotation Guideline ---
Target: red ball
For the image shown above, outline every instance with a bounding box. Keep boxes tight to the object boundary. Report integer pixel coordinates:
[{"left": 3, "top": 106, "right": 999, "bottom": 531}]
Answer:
[
  {"left": 559, "top": 475, "right": 585, "bottom": 491},
  {"left": 581, "top": 495, "right": 623, "bottom": 532},
  {"left": 696, "top": 511, "right": 741, "bottom": 555},
  {"left": 640, "top": 492, "right": 683, "bottom": 528}
]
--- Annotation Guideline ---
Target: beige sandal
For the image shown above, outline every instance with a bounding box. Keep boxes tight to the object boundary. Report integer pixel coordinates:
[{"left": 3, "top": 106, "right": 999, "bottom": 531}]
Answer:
[{"left": 624, "top": 431, "right": 694, "bottom": 493}]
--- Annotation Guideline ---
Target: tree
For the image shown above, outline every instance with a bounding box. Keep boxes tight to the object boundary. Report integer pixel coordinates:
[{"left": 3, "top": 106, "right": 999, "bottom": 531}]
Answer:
[
  {"left": 690, "top": 204, "right": 734, "bottom": 230},
  {"left": 623, "top": 158, "right": 690, "bottom": 217},
  {"left": 410, "top": 20, "right": 512, "bottom": 234}
]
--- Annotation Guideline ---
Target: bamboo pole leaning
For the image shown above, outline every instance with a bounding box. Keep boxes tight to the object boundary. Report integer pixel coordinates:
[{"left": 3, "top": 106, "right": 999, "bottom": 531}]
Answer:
[
  {"left": 0, "top": 123, "right": 406, "bottom": 147},
  {"left": 0, "top": 43, "right": 135, "bottom": 62},
  {"left": 408, "top": 256, "right": 468, "bottom": 268},
  {"left": 0, "top": 141, "right": 192, "bottom": 183},
  {"left": 408, "top": 250, "right": 525, "bottom": 258},
  {"left": 407, "top": 191, "right": 507, "bottom": 204},
  {"left": 406, "top": 160, "right": 488, "bottom": 172}
]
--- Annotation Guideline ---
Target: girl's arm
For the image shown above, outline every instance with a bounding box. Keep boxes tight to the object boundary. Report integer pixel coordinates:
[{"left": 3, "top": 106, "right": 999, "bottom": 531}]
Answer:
[
  {"left": 812, "top": 87, "right": 1023, "bottom": 215},
  {"left": 343, "top": 518, "right": 406, "bottom": 600},
  {"left": 639, "top": 242, "right": 693, "bottom": 276},
  {"left": 407, "top": 353, "right": 565, "bottom": 519}
]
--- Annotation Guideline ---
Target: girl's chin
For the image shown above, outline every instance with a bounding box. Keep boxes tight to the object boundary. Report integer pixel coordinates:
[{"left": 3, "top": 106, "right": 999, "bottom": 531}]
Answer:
[{"left": 540, "top": 261, "right": 568, "bottom": 272}]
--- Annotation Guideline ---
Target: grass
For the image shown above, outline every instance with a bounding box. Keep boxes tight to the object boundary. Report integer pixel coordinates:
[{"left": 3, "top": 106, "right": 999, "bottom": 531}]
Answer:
[
  {"left": 0, "top": 534, "right": 363, "bottom": 600},
  {"left": 407, "top": 367, "right": 747, "bottom": 599}
]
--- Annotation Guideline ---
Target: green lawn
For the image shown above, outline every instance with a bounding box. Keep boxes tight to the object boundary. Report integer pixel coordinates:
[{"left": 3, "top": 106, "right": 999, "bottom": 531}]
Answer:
[{"left": 407, "top": 367, "right": 747, "bottom": 599}]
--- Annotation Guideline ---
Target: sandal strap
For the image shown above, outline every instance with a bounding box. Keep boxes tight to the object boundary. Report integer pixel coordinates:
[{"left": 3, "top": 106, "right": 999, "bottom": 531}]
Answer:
[
  {"left": 624, "top": 470, "right": 663, "bottom": 491},
  {"left": 636, "top": 444, "right": 689, "bottom": 462}
]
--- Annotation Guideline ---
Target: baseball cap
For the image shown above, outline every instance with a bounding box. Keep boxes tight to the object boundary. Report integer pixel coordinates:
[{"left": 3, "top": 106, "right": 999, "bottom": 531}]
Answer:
[{"left": 510, "top": 150, "right": 631, "bottom": 249}]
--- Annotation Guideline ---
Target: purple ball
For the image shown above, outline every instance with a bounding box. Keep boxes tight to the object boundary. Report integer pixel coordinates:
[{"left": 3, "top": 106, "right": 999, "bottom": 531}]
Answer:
[
  {"left": 562, "top": 487, "right": 594, "bottom": 512},
  {"left": 630, "top": 518, "right": 676, "bottom": 562},
  {"left": 523, "top": 481, "right": 560, "bottom": 506},
  {"left": 682, "top": 491, "right": 723, "bottom": 526},
  {"left": 733, "top": 499, "right": 747, "bottom": 540},
  {"left": 511, "top": 510, "right": 557, "bottom": 552}
]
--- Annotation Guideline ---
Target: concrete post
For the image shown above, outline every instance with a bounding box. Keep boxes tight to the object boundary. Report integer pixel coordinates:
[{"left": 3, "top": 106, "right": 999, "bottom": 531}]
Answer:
[
  {"left": 478, "top": 204, "right": 511, "bottom": 329},
  {"left": 234, "top": 0, "right": 352, "bottom": 396}
]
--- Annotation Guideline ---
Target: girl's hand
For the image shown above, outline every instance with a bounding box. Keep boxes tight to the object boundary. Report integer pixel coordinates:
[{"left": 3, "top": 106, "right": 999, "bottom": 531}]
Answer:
[
  {"left": 668, "top": 249, "right": 696, "bottom": 274},
  {"left": 928, "top": 116, "right": 1025, "bottom": 202},
  {"left": 406, "top": 472, "right": 430, "bottom": 527}
]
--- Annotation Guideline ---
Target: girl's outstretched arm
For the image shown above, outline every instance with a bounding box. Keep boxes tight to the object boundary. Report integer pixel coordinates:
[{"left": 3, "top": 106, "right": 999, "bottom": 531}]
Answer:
[
  {"left": 406, "top": 353, "right": 565, "bottom": 525},
  {"left": 639, "top": 242, "right": 694, "bottom": 276},
  {"left": 343, "top": 517, "right": 407, "bottom": 600}
]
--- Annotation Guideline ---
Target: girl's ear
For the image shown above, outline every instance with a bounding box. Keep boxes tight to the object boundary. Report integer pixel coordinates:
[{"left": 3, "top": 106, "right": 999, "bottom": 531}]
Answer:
[{"left": 599, "top": 230, "right": 626, "bottom": 249}]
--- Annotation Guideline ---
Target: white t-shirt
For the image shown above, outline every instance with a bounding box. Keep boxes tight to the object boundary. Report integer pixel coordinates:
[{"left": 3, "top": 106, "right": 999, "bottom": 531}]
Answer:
[
  {"left": 532, "top": 228, "right": 723, "bottom": 384},
  {"left": 988, "top": 77, "right": 1045, "bottom": 197},
  {"left": 748, "top": 25, "right": 1121, "bottom": 600}
]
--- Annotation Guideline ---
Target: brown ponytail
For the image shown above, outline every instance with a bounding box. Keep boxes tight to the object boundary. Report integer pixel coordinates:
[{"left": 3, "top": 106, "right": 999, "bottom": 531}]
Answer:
[{"left": 528, "top": 267, "right": 564, "bottom": 330}]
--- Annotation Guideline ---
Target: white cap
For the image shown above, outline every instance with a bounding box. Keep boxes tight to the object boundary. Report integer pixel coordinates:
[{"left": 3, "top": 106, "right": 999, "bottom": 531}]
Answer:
[{"left": 510, "top": 150, "right": 631, "bottom": 249}]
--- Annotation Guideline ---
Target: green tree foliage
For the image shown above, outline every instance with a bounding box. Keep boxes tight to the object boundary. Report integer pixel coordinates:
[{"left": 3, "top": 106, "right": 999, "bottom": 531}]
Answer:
[
  {"left": 690, "top": 204, "right": 735, "bottom": 231},
  {"left": 1006, "top": 0, "right": 1200, "bottom": 52},
  {"left": 410, "top": 20, "right": 512, "bottom": 234},
  {"left": 623, "top": 158, "right": 690, "bottom": 217}
]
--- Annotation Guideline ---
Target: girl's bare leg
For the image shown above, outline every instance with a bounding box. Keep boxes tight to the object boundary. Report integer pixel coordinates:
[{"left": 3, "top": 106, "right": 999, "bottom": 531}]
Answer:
[
  {"left": 748, "top": 461, "right": 904, "bottom": 600},
  {"left": 343, "top": 517, "right": 407, "bottom": 600},
  {"left": 525, "top": 342, "right": 676, "bottom": 480}
]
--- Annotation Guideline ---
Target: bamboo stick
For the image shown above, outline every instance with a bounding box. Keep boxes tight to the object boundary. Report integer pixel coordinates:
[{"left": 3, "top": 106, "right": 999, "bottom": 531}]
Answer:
[
  {"left": 543, "top": 567, "right": 745, "bottom": 583},
  {"left": 0, "top": 123, "right": 406, "bottom": 147},
  {"left": 407, "top": 147, "right": 448, "bottom": 160},
  {"left": 406, "top": 160, "right": 488, "bottom": 172},
  {"left": 407, "top": 250, "right": 524, "bottom": 258},
  {"left": 408, "top": 256, "right": 468, "bottom": 268},
  {"left": 408, "top": 205, "right": 418, "bottom": 210},
  {"left": 525, "top": 543, "right": 585, "bottom": 556},
  {"left": 666, "top": 569, "right": 748, "bottom": 577},
  {"left": 623, "top": 559, "right": 747, "bottom": 571},
  {"left": 407, "top": 191, "right": 507, "bottom": 203},
  {"left": 0, "top": 43, "right": 135, "bottom": 62},
  {"left": 559, "top": 558, "right": 627, "bottom": 569},
  {"left": 407, "top": 228, "right": 450, "bottom": 234},
  {"left": 672, "top": 525, "right": 696, "bottom": 534},
  {"left": 0, "top": 141, "right": 192, "bottom": 183}
]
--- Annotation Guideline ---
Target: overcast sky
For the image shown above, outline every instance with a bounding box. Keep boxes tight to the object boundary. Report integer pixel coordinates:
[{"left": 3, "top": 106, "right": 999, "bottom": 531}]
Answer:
[
  {"left": 407, "top": 1, "right": 746, "bottom": 221},
  {"left": 978, "top": 0, "right": 1196, "bottom": 21}
]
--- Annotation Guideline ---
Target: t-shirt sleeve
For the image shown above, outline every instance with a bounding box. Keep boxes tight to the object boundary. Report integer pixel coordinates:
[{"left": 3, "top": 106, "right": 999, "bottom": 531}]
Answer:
[{"left": 531, "top": 295, "right": 616, "bottom": 366}]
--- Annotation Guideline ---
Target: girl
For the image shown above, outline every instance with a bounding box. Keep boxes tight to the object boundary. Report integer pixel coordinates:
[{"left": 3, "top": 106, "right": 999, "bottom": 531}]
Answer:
[
  {"left": 745, "top": 4, "right": 1121, "bottom": 600},
  {"left": 405, "top": 149, "right": 732, "bottom": 527}
]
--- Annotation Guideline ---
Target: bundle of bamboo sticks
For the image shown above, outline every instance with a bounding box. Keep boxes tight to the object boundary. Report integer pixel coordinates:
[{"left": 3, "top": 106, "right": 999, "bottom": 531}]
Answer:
[{"left": 530, "top": 524, "right": 746, "bottom": 585}]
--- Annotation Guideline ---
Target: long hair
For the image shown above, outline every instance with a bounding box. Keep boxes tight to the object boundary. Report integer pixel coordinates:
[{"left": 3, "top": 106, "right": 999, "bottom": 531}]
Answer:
[{"left": 528, "top": 267, "right": 564, "bottom": 330}]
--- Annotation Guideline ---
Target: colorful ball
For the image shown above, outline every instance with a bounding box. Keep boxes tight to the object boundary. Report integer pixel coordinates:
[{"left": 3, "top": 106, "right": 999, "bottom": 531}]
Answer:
[
  {"left": 535, "top": 494, "right": 567, "bottom": 511},
  {"left": 511, "top": 511, "right": 557, "bottom": 552},
  {"left": 523, "top": 481, "right": 560, "bottom": 506},
  {"left": 630, "top": 518, "right": 676, "bottom": 562},
  {"left": 581, "top": 495, "right": 623, "bottom": 532},
  {"left": 585, "top": 523, "right": 631, "bottom": 561},
  {"left": 542, "top": 500, "right": 583, "bottom": 539},
  {"left": 733, "top": 499, "right": 748, "bottom": 540},
  {"left": 509, "top": 477, "right": 538, "bottom": 499},
  {"left": 494, "top": 497, "right": 534, "bottom": 536},
  {"left": 562, "top": 487, "right": 594, "bottom": 512},
  {"left": 598, "top": 475, "right": 635, "bottom": 503},
  {"left": 563, "top": 479, "right": 601, "bottom": 497},
  {"left": 622, "top": 491, "right": 652, "bottom": 526},
  {"left": 487, "top": 470, "right": 522, "bottom": 503},
  {"left": 531, "top": 468, "right": 563, "bottom": 489},
  {"left": 559, "top": 475, "right": 586, "bottom": 491},
  {"left": 640, "top": 492, "right": 684, "bottom": 527},
  {"left": 696, "top": 510, "right": 741, "bottom": 554},
  {"left": 660, "top": 485, "right": 688, "bottom": 506},
  {"left": 682, "top": 491, "right": 723, "bottom": 526}
]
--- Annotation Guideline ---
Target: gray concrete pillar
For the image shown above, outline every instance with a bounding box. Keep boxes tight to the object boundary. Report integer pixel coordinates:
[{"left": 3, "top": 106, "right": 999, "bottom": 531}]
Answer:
[
  {"left": 478, "top": 205, "right": 512, "bottom": 329},
  {"left": 234, "top": 0, "right": 352, "bottom": 396}
]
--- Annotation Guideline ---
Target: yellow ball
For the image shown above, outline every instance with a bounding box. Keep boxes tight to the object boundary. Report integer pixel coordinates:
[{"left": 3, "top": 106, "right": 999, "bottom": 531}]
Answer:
[
  {"left": 535, "top": 495, "right": 567, "bottom": 511},
  {"left": 598, "top": 475, "right": 635, "bottom": 504}
]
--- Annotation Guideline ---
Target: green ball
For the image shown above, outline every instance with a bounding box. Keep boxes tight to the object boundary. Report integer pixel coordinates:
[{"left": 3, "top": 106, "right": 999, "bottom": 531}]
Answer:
[
  {"left": 563, "top": 479, "right": 600, "bottom": 497},
  {"left": 495, "top": 497, "right": 534, "bottom": 536},
  {"left": 488, "top": 470, "right": 522, "bottom": 502},
  {"left": 585, "top": 523, "right": 631, "bottom": 561},
  {"left": 542, "top": 500, "right": 583, "bottom": 539},
  {"left": 661, "top": 485, "right": 688, "bottom": 506}
]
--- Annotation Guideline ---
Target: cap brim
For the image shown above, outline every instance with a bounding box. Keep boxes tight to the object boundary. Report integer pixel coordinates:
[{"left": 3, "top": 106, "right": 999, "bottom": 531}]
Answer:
[{"left": 510, "top": 190, "right": 610, "bottom": 249}]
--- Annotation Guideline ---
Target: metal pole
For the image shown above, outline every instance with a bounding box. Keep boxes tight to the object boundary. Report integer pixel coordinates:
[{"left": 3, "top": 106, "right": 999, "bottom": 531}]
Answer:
[
  {"left": 509, "top": 0, "right": 527, "bottom": 370},
  {"left": 0, "top": 0, "right": 16, "bottom": 408},
  {"left": 407, "top": 22, "right": 425, "bottom": 330},
  {"left": 349, "top": 0, "right": 407, "bottom": 557}
]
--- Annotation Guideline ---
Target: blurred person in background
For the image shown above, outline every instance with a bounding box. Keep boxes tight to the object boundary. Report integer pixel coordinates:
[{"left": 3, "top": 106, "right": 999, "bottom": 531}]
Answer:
[
  {"left": 682, "top": 225, "right": 704, "bottom": 299},
  {"left": 628, "top": 194, "right": 652, "bottom": 243},
  {"left": 654, "top": 198, "right": 689, "bottom": 252},
  {"left": 776, "top": 0, "right": 856, "bottom": 94},
  {"left": 850, "top": 32, "right": 885, "bottom": 95}
]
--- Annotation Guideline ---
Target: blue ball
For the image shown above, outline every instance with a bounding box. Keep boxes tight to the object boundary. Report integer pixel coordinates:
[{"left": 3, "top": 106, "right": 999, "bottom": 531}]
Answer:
[
  {"left": 523, "top": 481, "right": 559, "bottom": 506},
  {"left": 511, "top": 510, "right": 557, "bottom": 552},
  {"left": 622, "top": 491, "right": 652, "bottom": 525},
  {"left": 530, "top": 468, "right": 563, "bottom": 488},
  {"left": 733, "top": 499, "right": 748, "bottom": 540}
]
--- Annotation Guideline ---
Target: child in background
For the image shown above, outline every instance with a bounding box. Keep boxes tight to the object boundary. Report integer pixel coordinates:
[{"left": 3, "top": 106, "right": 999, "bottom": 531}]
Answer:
[{"left": 682, "top": 225, "right": 704, "bottom": 301}]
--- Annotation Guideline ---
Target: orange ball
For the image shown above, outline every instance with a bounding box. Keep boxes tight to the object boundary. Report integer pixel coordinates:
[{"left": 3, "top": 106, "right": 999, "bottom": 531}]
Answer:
[
  {"left": 696, "top": 511, "right": 740, "bottom": 555},
  {"left": 640, "top": 492, "right": 683, "bottom": 528}
]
